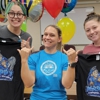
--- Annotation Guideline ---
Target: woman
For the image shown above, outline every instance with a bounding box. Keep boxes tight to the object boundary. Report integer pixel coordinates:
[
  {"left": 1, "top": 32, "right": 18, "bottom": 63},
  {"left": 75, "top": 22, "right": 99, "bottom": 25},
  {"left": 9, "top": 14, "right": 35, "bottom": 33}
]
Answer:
[
  {"left": 0, "top": 1, "right": 32, "bottom": 100},
  {"left": 18, "top": 25, "right": 77, "bottom": 100},
  {"left": 64, "top": 12, "right": 100, "bottom": 100},
  {"left": 0, "top": 1, "right": 32, "bottom": 48},
  {"left": 83, "top": 12, "right": 100, "bottom": 54}
]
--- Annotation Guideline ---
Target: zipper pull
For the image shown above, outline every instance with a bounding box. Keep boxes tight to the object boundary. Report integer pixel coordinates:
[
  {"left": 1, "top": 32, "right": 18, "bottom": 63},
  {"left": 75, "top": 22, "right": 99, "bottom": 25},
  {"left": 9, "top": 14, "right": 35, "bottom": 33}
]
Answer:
[{"left": 18, "top": 36, "right": 22, "bottom": 42}]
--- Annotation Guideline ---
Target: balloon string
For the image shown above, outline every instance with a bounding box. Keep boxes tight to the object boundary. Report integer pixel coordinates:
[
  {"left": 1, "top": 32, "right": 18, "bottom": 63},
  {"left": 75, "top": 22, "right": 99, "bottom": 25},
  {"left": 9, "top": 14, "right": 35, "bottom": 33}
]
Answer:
[
  {"left": 64, "top": 13, "right": 67, "bottom": 16},
  {"left": 53, "top": 18, "right": 56, "bottom": 25}
]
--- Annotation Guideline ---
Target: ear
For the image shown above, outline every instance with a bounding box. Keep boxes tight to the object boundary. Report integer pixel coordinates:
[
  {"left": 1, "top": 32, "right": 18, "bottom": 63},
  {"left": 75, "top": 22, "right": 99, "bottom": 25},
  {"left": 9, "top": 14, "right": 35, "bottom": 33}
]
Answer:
[
  {"left": 23, "top": 16, "right": 27, "bottom": 21},
  {"left": 58, "top": 36, "right": 62, "bottom": 43}
]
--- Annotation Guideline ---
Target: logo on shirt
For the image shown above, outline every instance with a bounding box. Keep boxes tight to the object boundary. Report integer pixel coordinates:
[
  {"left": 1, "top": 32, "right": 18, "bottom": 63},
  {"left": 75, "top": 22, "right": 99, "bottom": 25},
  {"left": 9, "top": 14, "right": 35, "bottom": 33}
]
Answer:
[
  {"left": 41, "top": 60, "right": 57, "bottom": 76},
  {"left": 0, "top": 53, "right": 16, "bottom": 81},
  {"left": 86, "top": 66, "right": 100, "bottom": 98}
]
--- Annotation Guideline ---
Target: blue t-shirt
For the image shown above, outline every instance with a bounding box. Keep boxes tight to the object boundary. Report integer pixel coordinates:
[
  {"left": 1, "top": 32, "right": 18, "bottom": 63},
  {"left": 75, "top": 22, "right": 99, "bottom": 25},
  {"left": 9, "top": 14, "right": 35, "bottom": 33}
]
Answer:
[{"left": 28, "top": 50, "right": 69, "bottom": 100}]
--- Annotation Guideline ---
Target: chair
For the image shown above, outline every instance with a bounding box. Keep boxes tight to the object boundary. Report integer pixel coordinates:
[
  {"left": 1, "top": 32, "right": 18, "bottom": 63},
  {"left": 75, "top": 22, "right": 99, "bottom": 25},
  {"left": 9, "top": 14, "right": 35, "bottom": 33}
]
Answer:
[
  {"left": 62, "top": 44, "right": 76, "bottom": 53},
  {"left": 39, "top": 45, "right": 45, "bottom": 50}
]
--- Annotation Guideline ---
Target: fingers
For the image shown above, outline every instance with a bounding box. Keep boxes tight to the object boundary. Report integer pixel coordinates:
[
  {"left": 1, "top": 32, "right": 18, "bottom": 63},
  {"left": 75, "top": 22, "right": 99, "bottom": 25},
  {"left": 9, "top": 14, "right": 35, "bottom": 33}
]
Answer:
[
  {"left": 17, "top": 47, "right": 34, "bottom": 58},
  {"left": 63, "top": 48, "right": 75, "bottom": 55},
  {"left": 21, "top": 38, "right": 31, "bottom": 48},
  {"left": 17, "top": 49, "right": 21, "bottom": 54},
  {"left": 76, "top": 50, "right": 82, "bottom": 55},
  {"left": 27, "top": 37, "right": 31, "bottom": 42},
  {"left": 30, "top": 47, "right": 34, "bottom": 52}
]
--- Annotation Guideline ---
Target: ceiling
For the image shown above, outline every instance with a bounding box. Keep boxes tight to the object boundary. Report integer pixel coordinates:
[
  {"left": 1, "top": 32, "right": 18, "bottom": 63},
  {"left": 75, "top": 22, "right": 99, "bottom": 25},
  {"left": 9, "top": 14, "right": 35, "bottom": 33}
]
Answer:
[{"left": 78, "top": 0, "right": 99, "bottom": 1}]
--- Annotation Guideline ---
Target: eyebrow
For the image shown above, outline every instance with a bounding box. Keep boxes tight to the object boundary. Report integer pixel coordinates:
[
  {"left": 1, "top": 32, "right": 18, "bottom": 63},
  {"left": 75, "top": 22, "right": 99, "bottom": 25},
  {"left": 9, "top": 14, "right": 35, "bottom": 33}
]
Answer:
[{"left": 10, "top": 10, "right": 23, "bottom": 13}]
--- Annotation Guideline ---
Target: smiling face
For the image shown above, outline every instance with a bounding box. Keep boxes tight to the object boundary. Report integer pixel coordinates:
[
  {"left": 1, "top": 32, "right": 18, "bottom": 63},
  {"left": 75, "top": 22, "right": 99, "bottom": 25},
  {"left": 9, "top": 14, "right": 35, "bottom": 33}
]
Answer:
[
  {"left": 7, "top": 4, "right": 26, "bottom": 28},
  {"left": 43, "top": 26, "right": 61, "bottom": 50},
  {"left": 84, "top": 19, "right": 100, "bottom": 44}
]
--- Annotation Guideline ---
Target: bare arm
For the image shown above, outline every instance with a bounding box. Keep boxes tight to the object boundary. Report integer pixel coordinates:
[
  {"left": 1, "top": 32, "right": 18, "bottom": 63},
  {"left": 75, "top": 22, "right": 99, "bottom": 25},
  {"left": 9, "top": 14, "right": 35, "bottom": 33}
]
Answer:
[
  {"left": 62, "top": 48, "right": 78, "bottom": 89},
  {"left": 18, "top": 47, "right": 35, "bottom": 88}
]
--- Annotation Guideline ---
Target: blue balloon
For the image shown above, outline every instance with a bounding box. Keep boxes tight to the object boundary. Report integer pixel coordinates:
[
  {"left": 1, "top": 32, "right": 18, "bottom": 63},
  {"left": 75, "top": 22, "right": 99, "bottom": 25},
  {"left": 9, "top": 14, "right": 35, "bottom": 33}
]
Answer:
[{"left": 61, "top": 0, "right": 77, "bottom": 14}]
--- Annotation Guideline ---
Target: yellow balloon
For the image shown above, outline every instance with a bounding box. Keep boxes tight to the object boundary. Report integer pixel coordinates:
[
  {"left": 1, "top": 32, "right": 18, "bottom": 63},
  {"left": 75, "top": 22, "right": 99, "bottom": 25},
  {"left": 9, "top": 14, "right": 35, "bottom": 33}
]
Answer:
[{"left": 57, "top": 17, "right": 76, "bottom": 44}]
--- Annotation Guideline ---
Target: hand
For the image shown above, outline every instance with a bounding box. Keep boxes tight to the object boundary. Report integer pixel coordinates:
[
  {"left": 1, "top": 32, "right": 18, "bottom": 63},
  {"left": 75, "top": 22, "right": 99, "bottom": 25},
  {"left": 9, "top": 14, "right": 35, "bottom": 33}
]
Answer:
[
  {"left": 17, "top": 47, "right": 33, "bottom": 60},
  {"left": 63, "top": 48, "right": 80, "bottom": 63},
  {"left": 21, "top": 37, "right": 31, "bottom": 48}
]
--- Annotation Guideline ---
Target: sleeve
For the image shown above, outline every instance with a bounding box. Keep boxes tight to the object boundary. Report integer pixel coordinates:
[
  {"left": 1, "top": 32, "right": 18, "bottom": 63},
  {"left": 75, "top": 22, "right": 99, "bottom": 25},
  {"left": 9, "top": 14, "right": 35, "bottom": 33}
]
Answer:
[
  {"left": 28, "top": 53, "right": 39, "bottom": 70},
  {"left": 62, "top": 53, "right": 69, "bottom": 71}
]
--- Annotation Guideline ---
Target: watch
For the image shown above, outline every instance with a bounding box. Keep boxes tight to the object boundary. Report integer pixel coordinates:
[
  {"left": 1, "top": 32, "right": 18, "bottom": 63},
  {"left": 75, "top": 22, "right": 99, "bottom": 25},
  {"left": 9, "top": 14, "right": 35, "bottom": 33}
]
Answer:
[{"left": 68, "top": 62, "right": 77, "bottom": 68}]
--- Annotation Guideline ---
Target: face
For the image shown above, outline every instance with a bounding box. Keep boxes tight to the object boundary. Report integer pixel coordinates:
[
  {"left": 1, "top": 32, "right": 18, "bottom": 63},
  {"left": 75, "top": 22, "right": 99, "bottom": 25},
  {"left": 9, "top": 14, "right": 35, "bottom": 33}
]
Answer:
[
  {"left": 92, "top": 70, "right": 98, "bottom": 78},
  {"left": 43, "top": 26, "right": 61, "bottom": 49},
  {"left": 84, "top": 20, "right": 100, "bottom": 43},
  {"left": 7, "top": 5, "right": 26, "bottom": 28}
]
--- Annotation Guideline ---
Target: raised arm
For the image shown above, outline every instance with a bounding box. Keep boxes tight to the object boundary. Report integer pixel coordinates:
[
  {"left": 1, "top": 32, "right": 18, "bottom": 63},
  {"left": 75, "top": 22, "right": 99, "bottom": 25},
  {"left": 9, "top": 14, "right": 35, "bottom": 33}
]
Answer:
[
  {"left": 62, "top": 48, "right": 78, "bottom": 89},
  {"left": 18, "top": 47, "right": 35, "bottom": 88}
]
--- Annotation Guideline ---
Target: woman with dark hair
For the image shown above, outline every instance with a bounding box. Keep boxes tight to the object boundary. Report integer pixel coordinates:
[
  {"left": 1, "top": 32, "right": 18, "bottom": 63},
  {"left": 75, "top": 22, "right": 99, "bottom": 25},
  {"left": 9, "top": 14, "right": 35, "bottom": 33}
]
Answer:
[{"left": 63, "top": 12, "right": 100, "bottom": 100}]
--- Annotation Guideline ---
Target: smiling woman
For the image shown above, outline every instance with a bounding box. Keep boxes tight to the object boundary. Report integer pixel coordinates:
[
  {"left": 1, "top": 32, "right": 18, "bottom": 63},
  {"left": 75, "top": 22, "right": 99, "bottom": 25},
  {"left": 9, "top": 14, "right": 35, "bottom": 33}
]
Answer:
[
  {"left": 18, "top": 24, "right": 77, "bottom": 100},
  {"left": 0, "top": 1, "right": 32, "bottom": 100}
]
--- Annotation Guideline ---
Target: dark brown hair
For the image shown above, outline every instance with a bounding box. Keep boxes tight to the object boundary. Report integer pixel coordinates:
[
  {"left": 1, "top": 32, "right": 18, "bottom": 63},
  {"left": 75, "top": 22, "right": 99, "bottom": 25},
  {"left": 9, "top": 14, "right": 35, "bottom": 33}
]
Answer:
[{"left": 84, "top": 12, "right": 100, "bottom": 27}]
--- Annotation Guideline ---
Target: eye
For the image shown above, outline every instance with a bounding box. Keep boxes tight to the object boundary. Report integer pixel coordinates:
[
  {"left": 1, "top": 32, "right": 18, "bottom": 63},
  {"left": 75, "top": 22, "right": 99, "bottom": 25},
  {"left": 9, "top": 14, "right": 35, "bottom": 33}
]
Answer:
[
  {"left": 93, "top": 26, "right": 97, "bottom": 30},
  {"left": 17, "top": 13, "right": 23, "bottom": 16},
  {"left": 50, "top": 34, "right": 55, "bottom": 37},
  {"left": 44, "top": 33, "right": 48, "bottom": 36},
  {"left": 9, "top": 12, "right": 14, "bottom": 15},
  {"left": 85, "top": 29, "right": 90, "bottom": 32}
]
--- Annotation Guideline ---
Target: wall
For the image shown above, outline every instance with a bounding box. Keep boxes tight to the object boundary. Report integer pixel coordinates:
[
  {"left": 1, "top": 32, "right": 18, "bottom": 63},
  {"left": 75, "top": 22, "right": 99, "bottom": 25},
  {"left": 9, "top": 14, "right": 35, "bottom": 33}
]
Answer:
[
  {"left": 0, "top": 2, "right": 100, "bottom": 50},
  {"left": 31, "top": 2, "right": 100, "bottom": 51},
  {"left": 75, "top": 3, "right": 100, "bottom": 50}
]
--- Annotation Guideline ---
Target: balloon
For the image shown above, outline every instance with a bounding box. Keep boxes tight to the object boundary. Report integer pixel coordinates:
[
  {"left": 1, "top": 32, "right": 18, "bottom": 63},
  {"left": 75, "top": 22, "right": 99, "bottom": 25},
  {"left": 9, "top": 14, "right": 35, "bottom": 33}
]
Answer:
[
  {"left": 0, "top": 10, "right": 5, "bottom": 22},
  {"left": 21, "top": 21, "right": 27, "bottom": 32},
  {"left": 61, "top": 0, "right": 77, "bottom": 14},
  {"left": 43, "top": 0, "right": 64, "bottom": 18},
  {"left": 0, "top": 15, "right": 5, "bottom": 22},
  {"left": 28, "top": 2, "right": 44, "bottom": 22},
  {"left": 57, "top": 17, "right": 76, "bottom": 44},
  {"left": 0, "top": 0, "right": 37, "bottom": 17}
]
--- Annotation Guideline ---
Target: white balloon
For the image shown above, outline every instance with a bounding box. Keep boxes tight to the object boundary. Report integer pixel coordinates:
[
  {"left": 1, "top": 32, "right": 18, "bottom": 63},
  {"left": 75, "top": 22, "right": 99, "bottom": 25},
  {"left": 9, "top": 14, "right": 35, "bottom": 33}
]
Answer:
[{"left": 28, "top": 2, "right": 44, "bottom": 22}]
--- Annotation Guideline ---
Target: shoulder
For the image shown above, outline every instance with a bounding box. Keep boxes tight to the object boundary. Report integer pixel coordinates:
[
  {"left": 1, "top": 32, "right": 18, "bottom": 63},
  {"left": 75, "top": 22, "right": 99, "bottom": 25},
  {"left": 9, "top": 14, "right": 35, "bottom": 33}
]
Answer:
[
  {"left": 0, "top": 25, "right": 7, "bottom": 30},
  {"left": 0, "top": 25, "right": 9, "bottom": 37},
  {"left": 21, "top": 31, "right": 32, "bottom": 39},
  {"left": 21, "top": 31, "right": 32, "bottom": 45},
  {"left": 30, "top": 50, "right": 43, "bottom": 58},
  {"left": 57, "top": 51, "right": 68, "bottom": 59},
  {"left": 83, "top": 44, "right": 94, "bottom": 54}
]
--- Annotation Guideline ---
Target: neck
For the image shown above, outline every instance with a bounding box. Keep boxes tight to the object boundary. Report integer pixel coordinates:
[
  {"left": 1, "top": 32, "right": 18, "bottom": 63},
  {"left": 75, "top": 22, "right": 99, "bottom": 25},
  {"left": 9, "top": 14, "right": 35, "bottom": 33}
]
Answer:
[
  {"left": 7, "top": 25, "right": 21, "bottom": 36},
  {"left": 44, "top": 47, "right": 57, "bottom": 54},
  {"left": 93, "top": 40, "right": 100, "bottom": 46}
]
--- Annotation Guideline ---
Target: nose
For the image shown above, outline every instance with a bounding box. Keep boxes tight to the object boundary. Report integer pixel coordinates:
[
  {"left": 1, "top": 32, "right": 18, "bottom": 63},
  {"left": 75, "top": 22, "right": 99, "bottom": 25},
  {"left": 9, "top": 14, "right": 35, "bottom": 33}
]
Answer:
[
  {"left": 14, "top": 13, "right": 18, "bottom": 18},
  {"left": 46, "top": 35, "right": 50, "bottom": 39},
  {"left": 90, "top": 29, "right": 94, "bottom": 33}
]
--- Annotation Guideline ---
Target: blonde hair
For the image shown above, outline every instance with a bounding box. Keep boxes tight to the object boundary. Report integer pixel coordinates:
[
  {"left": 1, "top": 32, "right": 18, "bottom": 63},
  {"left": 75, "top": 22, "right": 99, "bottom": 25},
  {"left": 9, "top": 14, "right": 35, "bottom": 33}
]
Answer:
[{"left": 44, "top": 25, "right": 62, "bottom": 51}]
